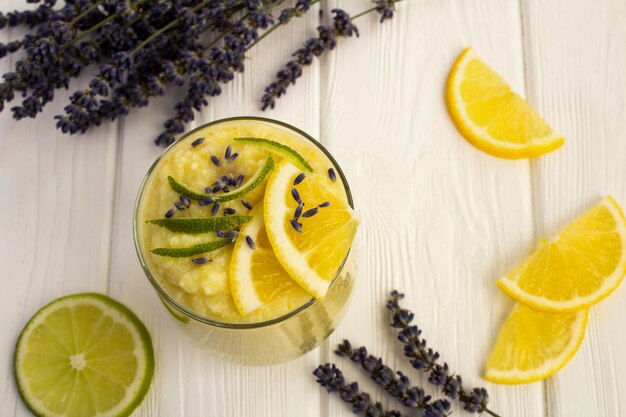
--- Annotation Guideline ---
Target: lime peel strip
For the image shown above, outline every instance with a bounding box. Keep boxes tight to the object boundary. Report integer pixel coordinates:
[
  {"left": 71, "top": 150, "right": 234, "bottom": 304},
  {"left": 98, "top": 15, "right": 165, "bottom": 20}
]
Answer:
[
  {"left": 234, "top": 137, "right": 314, "bottom": 172},
  {"left": 167, "top": 155, "right": 275, "bottom": 203},
  {"left": 147, "top": 216, "right": 253, "bottom": 234},
  {"left": 151, "top": 238, "right": 232, "bottom": 257}
]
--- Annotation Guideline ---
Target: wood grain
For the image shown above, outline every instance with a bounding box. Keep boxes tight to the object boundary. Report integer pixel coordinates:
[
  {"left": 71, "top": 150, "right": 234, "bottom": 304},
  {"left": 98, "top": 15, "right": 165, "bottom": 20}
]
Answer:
[
  {"left": 321, "top": 1, "right": 541, "bottom": 416},
  {"left": 522, "top": 1, "right": 626, "bottom": 415}
]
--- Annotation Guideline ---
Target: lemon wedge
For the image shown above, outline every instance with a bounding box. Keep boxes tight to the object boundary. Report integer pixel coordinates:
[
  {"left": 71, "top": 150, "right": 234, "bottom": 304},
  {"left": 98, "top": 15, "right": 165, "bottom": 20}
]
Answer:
[
  {"left": 446, "top": 47, "right": 564, "bottom": 159},
  {"left": 229, "top": 203, "right": 307, "bottom": 315},
  {"left": 485, "top": 304, "right": 587, "bottom": 384},
  {"left": 264, "top": 160, "right": 359, "bottom": 299},
  {"left": 498, "top": 196, "right": 626, "bottom": 311}
]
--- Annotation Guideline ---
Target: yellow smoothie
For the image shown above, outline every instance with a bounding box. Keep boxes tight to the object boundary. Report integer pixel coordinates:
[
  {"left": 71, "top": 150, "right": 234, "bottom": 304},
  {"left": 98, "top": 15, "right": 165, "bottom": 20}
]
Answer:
[{"left": 137, "top": 119, "right": 349, "bottom": 324}]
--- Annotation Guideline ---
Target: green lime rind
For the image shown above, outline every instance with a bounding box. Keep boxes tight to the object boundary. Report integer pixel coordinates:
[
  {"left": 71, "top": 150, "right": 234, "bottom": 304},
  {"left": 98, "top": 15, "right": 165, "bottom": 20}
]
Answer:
[
  {"left": 151, "top": 237, "right": 232, "bottom": 257},
  {"left": 219, "top": 155, "right": 274, "bottom": 202},
  {"left": 167, "top": 155, "right": 275, "bottom": 203},
  {"left": 147, "top": 215, "right": 253, "bottom": 234},
  {"left": 168, "top": 176, "right": 208, "bottom": 200},
  {"left": 234, "top": 137, "right": 314, "bottom": 172},
  {"left": 14, "top": 293, "right": 154, "bottom": 417}
]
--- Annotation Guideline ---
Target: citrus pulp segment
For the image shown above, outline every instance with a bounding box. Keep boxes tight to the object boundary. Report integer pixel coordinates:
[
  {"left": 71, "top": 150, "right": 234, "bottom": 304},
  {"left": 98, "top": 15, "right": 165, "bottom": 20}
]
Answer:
[
  {"left": 446, "top": 47, "right": 564, "bottom": 159},
  {"left": 497, "top": 196, "right": 626, "bottom": 311},
  {"left": 230, "top": 203, "right": 308, "bottom": 315},
  {"left": 14, "top": 293, "right": 154, "bottom": 417},
  {"left": 485, "top": 304, "right": 587, "bottom": 384},
  {"left": 263, "top": 160, "right": 359, "bottom": 299}
]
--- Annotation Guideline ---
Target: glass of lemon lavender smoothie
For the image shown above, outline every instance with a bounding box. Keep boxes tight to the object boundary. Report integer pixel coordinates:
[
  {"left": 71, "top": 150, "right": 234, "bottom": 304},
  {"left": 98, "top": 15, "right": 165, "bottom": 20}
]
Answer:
[{"left": 134, "top": 117, "right": 359, "bottom": 365}]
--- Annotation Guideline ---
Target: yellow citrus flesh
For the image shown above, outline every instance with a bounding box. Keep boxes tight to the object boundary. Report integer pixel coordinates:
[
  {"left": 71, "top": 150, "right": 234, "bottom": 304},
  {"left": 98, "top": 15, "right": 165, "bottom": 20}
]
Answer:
[
  {"left": 264, "top": 160, "right": 359, "bottom": 299},
  {"left": 485, "top": 304, "right": 587, "bottom": 384},
  {"left": 446, "top": 47, "right": 564, "bottom": 159},
  {"left": 229, "top": 203, "right": 308, "bottom": 315},
  {"left": 14, "top": 294, "right": 154, "bottom": 417},
  {"left": 498, "top": 196, "right": 626, "bottom": 311}
]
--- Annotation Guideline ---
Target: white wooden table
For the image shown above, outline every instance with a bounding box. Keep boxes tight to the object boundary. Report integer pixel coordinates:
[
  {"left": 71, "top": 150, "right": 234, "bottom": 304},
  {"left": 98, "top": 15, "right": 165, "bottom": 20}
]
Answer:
[{"left": 2, "top": 1, "right": 626, "bottom": 416}]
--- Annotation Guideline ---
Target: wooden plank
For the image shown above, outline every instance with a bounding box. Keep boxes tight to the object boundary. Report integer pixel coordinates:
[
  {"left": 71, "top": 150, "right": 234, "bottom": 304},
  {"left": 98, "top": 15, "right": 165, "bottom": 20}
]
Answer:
[
  {"left": 107, "top": 4, "right": 323, "bottom": 416},
  {"left": 0, "top": 6, "right": 118, "bottom": 416},
  {"left": 521, "top": 0, "right": 626, "bottom": 415},
  {"left": 320, "top": 0, "right": 542, "bottom": 415}
]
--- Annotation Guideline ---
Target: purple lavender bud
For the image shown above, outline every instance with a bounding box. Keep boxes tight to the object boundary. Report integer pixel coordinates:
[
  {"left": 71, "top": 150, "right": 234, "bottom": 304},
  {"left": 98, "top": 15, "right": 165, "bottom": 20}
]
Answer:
[
  {"left": 222, "top": 230, "right": 239, "bottom": 241},
  {"left": 179, "top": 194, "right": 191, "bottom": 207},
  {"left": 236, "top": 174, "right": 244, "bottom": 186},
  {"left": 294, "top": 203, "right": 303, "bottom": 220},
  {"left": 205, "top": 187, "right": 212, "bottom": 194},
  {"left": 211, "top": 155, "right": 221, "bottom": 166},
  {"left": 245, "top": 235, "right": 256, "bottom": 250},
  {"left": 290, "top": 219, "right": 303, "bottom": 233},
  {"left": 199, "top": 198, "right": 214, "bottom": 206},
  {"left": 227, "top": 152, "right": 239, "bottom": 163},
  {"left": 223, "top": 208, "right": 236, "bottom": 215},
  {"left": 318, "top": 201, "right": 331, "bottom": 208},
  {"left": 216, "top": 229, "right": 224, "bottom": 238},
  {"left": 302, "top": 207, "right": 318, "bottom": 218},
  {"left": 328, "top": 168, "right": 337, "bottom": 182},
  {"left": 241, "top": 199, "right": 253, "bottom": 210},
  {"left": 291, "top": 187, "right": 302, "bottom": 204},
  {"left": 165, "top": 209, "right": 175, "bottom": 218},
  {"left": 192, "top": 257, "right": 210, "bottom": 264},
  {"left": 174, "top": 201, "right": 185, "bottom": 211},
  {"left": 224, "top": 144, "right": 232, "bottom": 159},
  {"left": 211, "top": 201, "right": 220, "bottom": 216},
  {"left": 294, "top": 172, "right": 306, "bottom": 185},
  {"left": 223, "top": 185, "right": 231, "bottom": 193},
  {"left": 191, "top": 137, "right": 205, "bottom": 148}
]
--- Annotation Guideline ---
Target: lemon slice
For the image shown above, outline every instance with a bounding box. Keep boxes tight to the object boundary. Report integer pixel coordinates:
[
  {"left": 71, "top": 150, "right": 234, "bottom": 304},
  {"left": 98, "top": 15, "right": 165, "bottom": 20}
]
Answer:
[
  {"left": 498, "top": 196, "right": 626, "bottom": 311},
  {"left": 485, "top": 304, "right": 588, "bottom": 384},
  {"left": 14, "top": 293, "right": 154, "bottom": 417},
  {"left": 264, "top": 160, "right": 359, "bottom": 299},
  {"left": 230, "top": 202, "right": 307, "bottom": 315},
  {"left": 446, "top": 47, "right": 564, "bottom": 159}
]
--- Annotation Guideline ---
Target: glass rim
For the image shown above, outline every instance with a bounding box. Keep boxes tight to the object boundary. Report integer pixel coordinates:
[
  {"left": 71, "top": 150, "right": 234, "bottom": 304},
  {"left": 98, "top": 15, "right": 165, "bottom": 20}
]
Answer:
[{"left": 133, "top": 116, "right": 354, "bottom": 330}]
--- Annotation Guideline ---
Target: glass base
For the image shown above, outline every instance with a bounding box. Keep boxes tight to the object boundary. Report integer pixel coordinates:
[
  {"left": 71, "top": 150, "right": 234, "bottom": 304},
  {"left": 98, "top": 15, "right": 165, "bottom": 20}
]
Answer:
[{"left": 159, "top": 247, "right": 357, "bottom": 365}]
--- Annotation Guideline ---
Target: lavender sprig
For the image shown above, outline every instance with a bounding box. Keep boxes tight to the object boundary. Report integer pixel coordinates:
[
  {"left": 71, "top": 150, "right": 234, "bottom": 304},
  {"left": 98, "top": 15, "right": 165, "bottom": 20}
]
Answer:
[
  {"left": 0, "top": 0, "right": 399, "bottom": 144},
  {"left": 387, "top": 291, "right": 501, "bottom": 417},
  {"left": 261, "top": 1, "right": 398, "bottom": 110},
  {"left": 336, "top": 340, "right": 451, "bottom": 417},
  {"left": 313, "top": 364, "right": 404, "bottom": 417}
]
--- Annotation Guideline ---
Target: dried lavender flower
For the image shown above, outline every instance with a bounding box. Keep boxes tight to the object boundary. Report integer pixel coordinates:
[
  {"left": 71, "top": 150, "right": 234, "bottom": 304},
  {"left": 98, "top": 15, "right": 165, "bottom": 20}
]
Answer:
[
  {"left": 313, "top": 364, "right": 405, "bottom": 417},
  {"left": 290, "top": 218, "right": 303, "bottom": 233},
  {"left": 302, "top": 207, "right": 318, "bottom": 218},
  {"left": 210, "top": 201, "right": 220, "bottom": 216},
  {"left": 335, "top": 340, "right": 451, "bottom": 416},
  {"left": 294, "top": 172, "right": 306, "bottom": 185},
  {"left": 192, "top": 257, "right": 210, "bottom": 264},
  {"left": 291, "top": 187, "right": 302, "bottom": 204},
  {"left": 241, "top": 199, "right": 252, "bottom": 210},
  {"left": 387, "top": 291, "right": 499, "bottom": 416},
  {"left": 191, "top": 137, "right": 205, "bottom": 147},
  {"left": 0, "top": 0, "right": 399, "bottom": 145},
  {"left": 262, "top": 4, "right": 397, "bottom": 110},
  {"left": 328, "top": 167, "right": 337, "bottom": 182}
]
